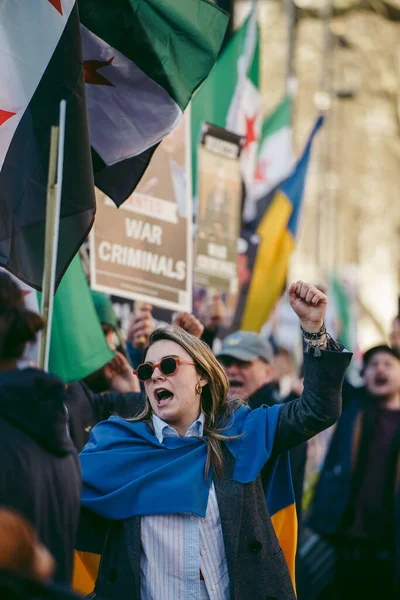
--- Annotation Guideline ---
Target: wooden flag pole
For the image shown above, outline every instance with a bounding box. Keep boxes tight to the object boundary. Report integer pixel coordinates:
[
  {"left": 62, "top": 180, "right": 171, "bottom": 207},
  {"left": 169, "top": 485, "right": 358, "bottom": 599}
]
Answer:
[{"left": 38, "top": 100, "right": 66, "bottom": 371}]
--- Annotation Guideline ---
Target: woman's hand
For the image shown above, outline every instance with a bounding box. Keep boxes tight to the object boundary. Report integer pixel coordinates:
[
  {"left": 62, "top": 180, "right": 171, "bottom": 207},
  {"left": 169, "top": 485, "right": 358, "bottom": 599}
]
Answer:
[
  {"left": 104, "top": 352, "right": 140, "bottom": 393},
  {"left": 288, "top": 281, "right": 327, "bottom": 333}
]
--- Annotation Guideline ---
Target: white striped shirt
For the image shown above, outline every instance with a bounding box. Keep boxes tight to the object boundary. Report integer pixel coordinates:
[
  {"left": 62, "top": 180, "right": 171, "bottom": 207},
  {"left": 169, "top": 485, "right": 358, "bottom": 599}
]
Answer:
[{"left": 140, "top": 414, "right": 230, "bottom": 600}]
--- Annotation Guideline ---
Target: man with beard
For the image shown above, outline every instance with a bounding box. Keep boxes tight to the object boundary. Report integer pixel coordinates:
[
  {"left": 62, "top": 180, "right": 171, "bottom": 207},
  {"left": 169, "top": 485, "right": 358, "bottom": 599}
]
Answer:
[{"left": 310, "top": 345, "right": 400, "bottom": 600}]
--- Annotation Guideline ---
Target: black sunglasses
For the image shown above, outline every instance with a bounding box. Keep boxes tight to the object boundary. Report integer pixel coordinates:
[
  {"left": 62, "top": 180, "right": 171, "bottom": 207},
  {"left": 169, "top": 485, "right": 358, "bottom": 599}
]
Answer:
[{"left": 133, "top": 356, "right": 195, "bottom": 382}]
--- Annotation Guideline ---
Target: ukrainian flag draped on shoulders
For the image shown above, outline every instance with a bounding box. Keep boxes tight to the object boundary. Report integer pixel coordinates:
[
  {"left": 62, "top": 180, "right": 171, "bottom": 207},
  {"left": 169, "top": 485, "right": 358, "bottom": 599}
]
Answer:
[
  {"left": 74, "top": 404, "right": 297, "bottom": 594},
  {"left": 241, "top": 116, "right": 324, "bottom": 332}
]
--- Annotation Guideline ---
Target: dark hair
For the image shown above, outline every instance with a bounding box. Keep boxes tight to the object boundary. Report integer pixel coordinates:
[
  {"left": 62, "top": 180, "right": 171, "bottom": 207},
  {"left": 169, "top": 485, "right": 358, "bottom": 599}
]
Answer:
[
  {"left": 362, "top": 344, "right": 400, "bottom": 372},
  {"left": 0, "top": 272, "right": 44, "bottom": 361}
]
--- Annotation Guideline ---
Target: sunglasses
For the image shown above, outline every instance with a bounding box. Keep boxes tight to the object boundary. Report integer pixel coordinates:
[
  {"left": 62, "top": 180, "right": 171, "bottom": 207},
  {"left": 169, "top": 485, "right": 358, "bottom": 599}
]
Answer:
[{"left": 133, "top": 356, "right": 195, "bottom": 382}]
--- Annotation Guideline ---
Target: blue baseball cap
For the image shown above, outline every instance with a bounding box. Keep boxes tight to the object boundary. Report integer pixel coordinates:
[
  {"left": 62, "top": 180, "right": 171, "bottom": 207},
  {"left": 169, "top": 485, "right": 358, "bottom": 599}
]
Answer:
[{"left": 216, "top": 331, "right": 273, "bottom": 363}]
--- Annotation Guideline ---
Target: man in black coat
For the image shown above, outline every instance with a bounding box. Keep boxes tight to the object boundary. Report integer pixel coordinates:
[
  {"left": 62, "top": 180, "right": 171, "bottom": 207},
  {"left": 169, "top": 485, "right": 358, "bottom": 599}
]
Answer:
[{"left": 309, "top": 345, "right": 400, "bottom": 600}]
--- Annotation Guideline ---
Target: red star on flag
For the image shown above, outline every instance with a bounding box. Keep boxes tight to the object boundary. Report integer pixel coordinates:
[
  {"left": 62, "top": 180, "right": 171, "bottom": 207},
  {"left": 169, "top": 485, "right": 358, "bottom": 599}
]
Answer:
[
  {"left": 0, "top": 110, "right": 16, "bottom": 127},
  {"left": 48, "top": 0, "right": 63, "bottom": 15},
  {"left": 254, "top": 158, "right": 269, "bottom": 182},
  {"left": 22, "top": 290, "right": 32, "bottom": 297},
  {"left": 84, "top": 58, "right": 115, "bottom": 87},
  {"left": 243, "top": 113, "right": 258, "bottom": 151}
]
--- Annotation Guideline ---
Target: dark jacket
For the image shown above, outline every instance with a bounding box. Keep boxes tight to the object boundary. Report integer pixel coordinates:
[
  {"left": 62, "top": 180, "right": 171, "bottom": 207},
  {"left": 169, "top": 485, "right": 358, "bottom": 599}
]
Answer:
[
  {"left": 309, "top": 387, "right": 400, "bottom": 554},
  {"left": 65, "top": 381, "right": 145, "bottom": 452},
  {"left": 78, "top": 345, "right": 351, "bottom": 599},
  {"left": 308, "top": 390, "right": 364, "bottom": 540},
  {"left": 0, "top": 571, "right": 83, "bottom": 600},
  {"left": 247, "top": 382, "right": 280, "bottom": 410},
  {"left": 0, "top": 369, "right": 81, "bottom": 585}
]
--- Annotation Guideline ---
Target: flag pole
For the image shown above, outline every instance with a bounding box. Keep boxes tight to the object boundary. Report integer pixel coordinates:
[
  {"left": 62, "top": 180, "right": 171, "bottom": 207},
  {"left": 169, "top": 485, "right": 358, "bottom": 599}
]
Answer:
[
  {"left": 38, "top": 100, "right": 66, "bottom": 372},
  {"left": 285, "top": 0, "right": 297, "bottom": 98}
]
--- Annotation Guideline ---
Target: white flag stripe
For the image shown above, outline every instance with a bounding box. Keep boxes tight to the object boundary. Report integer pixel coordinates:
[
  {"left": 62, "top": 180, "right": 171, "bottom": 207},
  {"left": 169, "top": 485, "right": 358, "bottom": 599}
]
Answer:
[
  {"left": 225, "top": 6, "right": 257, "bottom": 132},
  {"left": 225, "top": 8, "right": 260, "bottom": 193},
  {"left": 0, "top": 0, "right": 75, "bottom": 172},
  {"left": 252, "top": 126, "right": 293, "bottom": 201},
  {"left": 81, "top": 26, "right": 182, "bottom": 166}
]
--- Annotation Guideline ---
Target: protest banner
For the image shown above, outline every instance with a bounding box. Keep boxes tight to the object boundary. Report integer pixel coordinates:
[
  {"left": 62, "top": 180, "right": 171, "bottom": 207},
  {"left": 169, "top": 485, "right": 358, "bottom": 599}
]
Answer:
[
  {"left": 195, "top": 124, "right": 243, "bottom": 293},
  {"left": 91, "top": 114, "right": 192, "bottom": 312}
]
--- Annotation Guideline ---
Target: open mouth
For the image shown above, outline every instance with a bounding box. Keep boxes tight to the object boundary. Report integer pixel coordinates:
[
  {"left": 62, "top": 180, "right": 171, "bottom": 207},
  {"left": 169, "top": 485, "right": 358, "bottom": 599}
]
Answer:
[
  {"left": 229, "top": 380, "right": 243, "bottom": 389},
  {"left": 155, "top": 388, "right": 174, "bottom": 405},
  {"left": 374, "top": 377, "right": 389, "bottom": 386}
]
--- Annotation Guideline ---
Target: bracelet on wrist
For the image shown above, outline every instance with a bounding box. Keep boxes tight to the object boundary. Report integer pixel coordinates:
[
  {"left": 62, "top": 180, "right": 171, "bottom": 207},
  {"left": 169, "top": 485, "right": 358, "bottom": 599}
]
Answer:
[
  {"left": 304, "top": 336, "right": 327, "bottom": 357},
  {"left": 301, "top": 322, "right": 326, "bottom": 340}
]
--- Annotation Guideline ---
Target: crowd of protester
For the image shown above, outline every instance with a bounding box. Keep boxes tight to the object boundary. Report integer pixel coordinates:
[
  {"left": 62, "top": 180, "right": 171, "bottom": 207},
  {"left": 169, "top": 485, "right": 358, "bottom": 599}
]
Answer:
[{"left": 1, "top": 267, "right": 399, "bottom": 599}]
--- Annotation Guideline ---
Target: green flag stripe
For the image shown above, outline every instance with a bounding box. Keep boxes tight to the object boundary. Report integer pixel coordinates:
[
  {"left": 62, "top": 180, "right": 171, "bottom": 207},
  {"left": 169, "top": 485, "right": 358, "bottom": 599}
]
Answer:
[
  {"left": 37, "top": 256, "right": 114, "bottom": 383},
  {"left": 247, "top": 25, "right": 260, "bottom": 88},
  {"left": 191, "top": 14, "right": 258, "bottom": 193},
  {"left": 79, "top": 0, "right": 229, "bottom": 110},
  {"left": 261, "top": 96, "right": 292, "bottom": 139}
]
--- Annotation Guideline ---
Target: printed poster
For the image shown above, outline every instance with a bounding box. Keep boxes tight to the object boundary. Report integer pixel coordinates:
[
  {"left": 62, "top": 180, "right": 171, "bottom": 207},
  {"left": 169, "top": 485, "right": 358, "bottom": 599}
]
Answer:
[{"left": 91, "top": 113, "right": 192, "bottom": 312}]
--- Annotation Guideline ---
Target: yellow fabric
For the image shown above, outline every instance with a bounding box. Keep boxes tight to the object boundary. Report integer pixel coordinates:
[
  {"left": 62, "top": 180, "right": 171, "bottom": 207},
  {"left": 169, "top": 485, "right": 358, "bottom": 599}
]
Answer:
[
  {"left": 72, "top": 550, "right": 100, "bottom": 595},
  {"left": 241, "top": 191, "right": 294, "bottom": 331},
  {"left": 271, "top": 502, "right": 298, "bottom": 594}
]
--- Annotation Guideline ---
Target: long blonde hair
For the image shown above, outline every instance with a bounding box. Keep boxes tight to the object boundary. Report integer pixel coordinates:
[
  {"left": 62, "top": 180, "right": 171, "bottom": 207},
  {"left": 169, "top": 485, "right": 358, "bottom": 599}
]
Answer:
[{"left": 130, "top": 325, "right": 243, "bottom": 477}]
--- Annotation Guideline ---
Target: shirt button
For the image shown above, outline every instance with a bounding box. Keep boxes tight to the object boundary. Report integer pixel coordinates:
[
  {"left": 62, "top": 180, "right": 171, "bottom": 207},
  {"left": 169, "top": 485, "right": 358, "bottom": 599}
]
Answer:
[
  {"left": 211, "top": 584, "right": 216, "bottom": 591},
  {"left": 201, "top": 550, "right": 206, "bottom": 556},
  {"left": 190, "top": 515, "right": 195, "bottom": 521}
]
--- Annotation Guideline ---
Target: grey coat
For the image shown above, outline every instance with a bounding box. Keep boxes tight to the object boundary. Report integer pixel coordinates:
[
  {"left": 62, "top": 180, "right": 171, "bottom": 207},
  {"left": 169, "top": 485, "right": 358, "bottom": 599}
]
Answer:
[{"left": 78, "top": 344, "right": 352, "bottom": 600}]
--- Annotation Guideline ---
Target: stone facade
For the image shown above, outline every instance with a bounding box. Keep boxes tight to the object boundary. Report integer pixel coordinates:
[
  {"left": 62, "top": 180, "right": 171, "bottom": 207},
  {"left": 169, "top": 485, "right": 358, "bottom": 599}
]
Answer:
[{"left": 238, "top": 0, "right": 400, "bottom": 348}]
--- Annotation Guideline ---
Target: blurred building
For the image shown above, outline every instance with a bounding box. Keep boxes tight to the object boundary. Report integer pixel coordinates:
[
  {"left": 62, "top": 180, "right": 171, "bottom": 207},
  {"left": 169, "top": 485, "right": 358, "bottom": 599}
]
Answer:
[{"left": 236, "top": 0, "right": 400, "bottom": 349}]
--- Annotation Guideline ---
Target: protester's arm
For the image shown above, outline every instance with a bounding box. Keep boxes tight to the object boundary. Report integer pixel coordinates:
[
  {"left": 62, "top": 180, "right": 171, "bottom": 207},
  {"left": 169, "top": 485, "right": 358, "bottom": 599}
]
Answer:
[
  {"left": 199, "top": 293, "right": 224, "bottom": 347},
  {"left": 127, "top": 303, "right": 154, "bottom": 356},
  {"left": 272, "top": 281, "right": 352, "bottom": 456},
  {"left": 201, "top": 327, "right": 218, "bottom": 349},
  {"left": 126, "top": 341, "right": 144, "bottom": 371},
  {"left": 89, "top": 387, "right": 145, "bottom": 422}
]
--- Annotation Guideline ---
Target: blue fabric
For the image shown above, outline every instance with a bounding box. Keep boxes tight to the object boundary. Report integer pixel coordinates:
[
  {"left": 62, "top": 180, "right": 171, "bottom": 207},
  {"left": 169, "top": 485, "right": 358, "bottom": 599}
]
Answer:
[
  {"left": 309, "top": 398, "right": 362, "bottom": 536},
  {"left": 282, "top": 116, "right": 324, "bottom": 237},
  {"left": 80, "top": 404, "right": 282, "bottom": 520}
]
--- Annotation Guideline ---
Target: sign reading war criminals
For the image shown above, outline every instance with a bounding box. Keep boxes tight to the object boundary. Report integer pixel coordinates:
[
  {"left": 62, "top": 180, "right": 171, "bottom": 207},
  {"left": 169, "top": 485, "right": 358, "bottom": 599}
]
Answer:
[
  {"left": 195, "top": 123, "right": 243, "bottom": 293},
  {"left": 91, "top": 114, "right": 192, "bottom": 312}
]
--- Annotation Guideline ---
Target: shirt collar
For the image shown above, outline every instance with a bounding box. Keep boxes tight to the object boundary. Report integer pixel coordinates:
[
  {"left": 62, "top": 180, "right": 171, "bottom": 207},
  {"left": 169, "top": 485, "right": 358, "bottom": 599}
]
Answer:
[{"left": 152, "top": 412, "right": 205, "bottom": 443}]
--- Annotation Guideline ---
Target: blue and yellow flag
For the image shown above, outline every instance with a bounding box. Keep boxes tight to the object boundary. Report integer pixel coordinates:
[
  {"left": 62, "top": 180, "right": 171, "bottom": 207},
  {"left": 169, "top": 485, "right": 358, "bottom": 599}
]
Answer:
[
  {"left": 265, "top": 453, "right": 298, "bottom": 592},
  {"left": 241, "top": 116, "right": 324, "bottom": 331}
]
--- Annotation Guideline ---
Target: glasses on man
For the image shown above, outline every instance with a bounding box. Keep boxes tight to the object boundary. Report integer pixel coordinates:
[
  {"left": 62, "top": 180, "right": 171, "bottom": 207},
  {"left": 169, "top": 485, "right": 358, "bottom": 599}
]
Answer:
[{"left": 133, "top": 356, "right": 195, "bottom": 382}]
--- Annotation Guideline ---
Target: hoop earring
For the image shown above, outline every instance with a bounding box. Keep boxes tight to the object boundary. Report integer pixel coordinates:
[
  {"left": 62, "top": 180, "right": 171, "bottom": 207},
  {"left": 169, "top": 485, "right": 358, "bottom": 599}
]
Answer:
[{"left": 195, "top": 381, "right": 202, "bottom": 395}]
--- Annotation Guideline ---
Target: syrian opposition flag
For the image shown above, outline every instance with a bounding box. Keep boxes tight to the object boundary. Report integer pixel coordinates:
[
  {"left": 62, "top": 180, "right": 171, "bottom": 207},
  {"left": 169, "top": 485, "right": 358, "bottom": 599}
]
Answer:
[
  {"left": 80, "top": 0, "right": 229, "bottom": 206},
  {"left": 225, "top": 6, "right": 261, "bottom": 193},
  {"left": 0, "top": 0, "right": 228, "bottom": 290},
  {"left": 243, "top": 96, "right": 294, "bottom": 222},
  {"left": 191, "top": 5, "right": 260, "bottom": 198},
  {"left": 0, "top": 1, "right": 95, "bottom": 291}
]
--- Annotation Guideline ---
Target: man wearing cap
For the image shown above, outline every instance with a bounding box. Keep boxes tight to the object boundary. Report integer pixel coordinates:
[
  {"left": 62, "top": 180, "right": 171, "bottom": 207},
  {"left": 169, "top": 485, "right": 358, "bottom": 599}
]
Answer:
[
  {"left": 216, "top": 331, "right": 280, "bottom": 408},
  {"left": 309, "top": 345, "right": 400, "bottom": 600}
]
